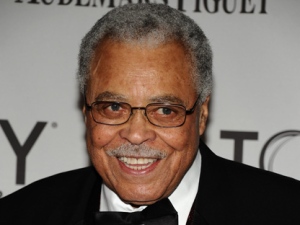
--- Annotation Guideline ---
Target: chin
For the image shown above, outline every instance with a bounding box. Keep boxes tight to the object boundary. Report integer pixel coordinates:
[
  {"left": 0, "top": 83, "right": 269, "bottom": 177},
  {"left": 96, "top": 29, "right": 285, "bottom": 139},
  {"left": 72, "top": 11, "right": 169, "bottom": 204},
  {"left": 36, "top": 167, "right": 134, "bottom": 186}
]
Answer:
[
  {"left": 121, "top": 196, "right": 162, "bottom": 206},
  {"left": 116, "top": 187, "right": 171, "bottom": 206}
]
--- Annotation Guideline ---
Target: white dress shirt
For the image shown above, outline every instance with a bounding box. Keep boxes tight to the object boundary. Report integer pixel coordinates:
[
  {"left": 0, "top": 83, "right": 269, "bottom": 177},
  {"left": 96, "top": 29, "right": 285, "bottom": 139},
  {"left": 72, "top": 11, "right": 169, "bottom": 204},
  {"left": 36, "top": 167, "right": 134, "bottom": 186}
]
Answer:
[{"left": 100, "top": 151, "right": 201, "bottom": 225}]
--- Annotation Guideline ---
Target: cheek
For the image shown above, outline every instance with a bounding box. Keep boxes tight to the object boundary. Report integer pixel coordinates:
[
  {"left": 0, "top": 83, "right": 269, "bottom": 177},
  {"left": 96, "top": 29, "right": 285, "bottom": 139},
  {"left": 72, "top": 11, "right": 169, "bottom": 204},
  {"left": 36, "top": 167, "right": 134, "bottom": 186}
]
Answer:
[
  {"left": 85, "top": 122, "right": 121, "bottom": 184},
  {"left": 156, "top": 125, "right": 199, "bottom": 175},
  {"left": 158, "top": 121, "right": 199, "bottom": 153},
  {"left": 86, "top": 121, "right": 121, "bottom": 153}
]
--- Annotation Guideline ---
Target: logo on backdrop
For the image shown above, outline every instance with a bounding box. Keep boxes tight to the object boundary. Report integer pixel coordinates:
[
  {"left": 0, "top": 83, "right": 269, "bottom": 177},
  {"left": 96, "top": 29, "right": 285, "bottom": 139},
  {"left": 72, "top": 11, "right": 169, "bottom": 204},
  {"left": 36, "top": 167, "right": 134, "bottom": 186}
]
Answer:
[
  {"left": 15, "top": 0, "right": 267, "bottom": 14},
  {"left": 259, "top": 130, "right": 300, "bottom": 171},
  {"left": 0, "top": 120, "right": 47, "bottom": 185},
  {"left": 220, "top": 130, "right": 300, "bottom": 171}
]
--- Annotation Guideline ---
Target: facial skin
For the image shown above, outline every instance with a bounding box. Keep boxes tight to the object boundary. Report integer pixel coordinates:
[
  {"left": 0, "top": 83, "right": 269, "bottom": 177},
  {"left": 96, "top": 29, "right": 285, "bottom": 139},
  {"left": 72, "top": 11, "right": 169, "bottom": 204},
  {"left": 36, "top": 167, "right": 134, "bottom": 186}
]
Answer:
[{"left": 84, "top": 39, "right": 209, "bottom": 206}]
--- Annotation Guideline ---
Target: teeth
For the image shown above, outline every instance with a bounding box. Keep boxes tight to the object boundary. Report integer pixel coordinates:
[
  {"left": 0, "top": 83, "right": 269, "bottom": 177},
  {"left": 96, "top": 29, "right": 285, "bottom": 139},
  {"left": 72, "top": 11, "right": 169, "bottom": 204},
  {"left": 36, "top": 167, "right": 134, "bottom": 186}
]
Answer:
[
  {"left": 118, "top": 157, "right": 157, "bottom": 170},
  {"left": 119, "top": 157, "right": 157, "bottom": 165}
]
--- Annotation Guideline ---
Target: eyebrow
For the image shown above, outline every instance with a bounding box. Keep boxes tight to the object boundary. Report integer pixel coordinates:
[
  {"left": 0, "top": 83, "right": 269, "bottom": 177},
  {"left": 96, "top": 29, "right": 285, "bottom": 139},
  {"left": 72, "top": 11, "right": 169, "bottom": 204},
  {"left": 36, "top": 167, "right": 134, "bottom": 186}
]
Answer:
[
  {"left": 149, "top": 95, "right": 185, "bottom": 105},
  {"left": 95, "top": 92, "right": 185, "bottom": 105},
  {"left": 95, "top": 91, "right": 127, "bottom": 102}
]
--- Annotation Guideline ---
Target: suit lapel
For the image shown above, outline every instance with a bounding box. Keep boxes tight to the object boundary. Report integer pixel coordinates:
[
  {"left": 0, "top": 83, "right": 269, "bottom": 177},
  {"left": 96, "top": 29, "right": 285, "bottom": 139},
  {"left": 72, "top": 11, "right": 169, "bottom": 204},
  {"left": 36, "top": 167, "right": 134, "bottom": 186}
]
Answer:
[
  {"left": 191, "top": 141, "right": 230, "bottom": 225},
  {"left": 46, "top": 167, "right": 102, "bottom": 225},
  {"left": 81, "top": 173, "right": 102, "bottom": 225}
]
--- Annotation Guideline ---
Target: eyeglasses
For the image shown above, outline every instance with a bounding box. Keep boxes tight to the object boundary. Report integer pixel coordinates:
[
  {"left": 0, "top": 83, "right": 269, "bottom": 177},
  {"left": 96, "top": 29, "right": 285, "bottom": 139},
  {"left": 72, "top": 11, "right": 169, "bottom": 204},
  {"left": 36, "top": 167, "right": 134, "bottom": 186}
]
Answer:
[{"left": 85, "top": 95, "right": 200, "bottom": 128}]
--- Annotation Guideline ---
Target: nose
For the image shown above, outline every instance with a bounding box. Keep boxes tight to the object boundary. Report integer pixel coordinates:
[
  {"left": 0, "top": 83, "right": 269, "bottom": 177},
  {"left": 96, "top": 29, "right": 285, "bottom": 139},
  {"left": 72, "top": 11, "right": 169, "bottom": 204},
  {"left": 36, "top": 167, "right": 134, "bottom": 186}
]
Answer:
[{"left": 119, "top": 109, "right": 156, "bottom": 145}]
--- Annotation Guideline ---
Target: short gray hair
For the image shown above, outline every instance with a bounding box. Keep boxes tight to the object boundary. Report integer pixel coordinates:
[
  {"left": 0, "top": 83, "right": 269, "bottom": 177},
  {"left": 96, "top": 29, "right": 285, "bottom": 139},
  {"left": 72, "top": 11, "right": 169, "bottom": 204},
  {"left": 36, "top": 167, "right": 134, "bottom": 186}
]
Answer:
[{"left": 78, "top": 3, "right": 213, "bottom": 102}]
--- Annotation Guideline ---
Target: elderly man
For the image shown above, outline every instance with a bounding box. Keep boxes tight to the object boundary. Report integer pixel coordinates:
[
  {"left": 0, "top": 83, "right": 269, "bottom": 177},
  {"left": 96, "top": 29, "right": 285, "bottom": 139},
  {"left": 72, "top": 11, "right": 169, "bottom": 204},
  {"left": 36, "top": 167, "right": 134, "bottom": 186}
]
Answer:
[{"left": 1, "top": 3, "right": 300, "bottom": 225}]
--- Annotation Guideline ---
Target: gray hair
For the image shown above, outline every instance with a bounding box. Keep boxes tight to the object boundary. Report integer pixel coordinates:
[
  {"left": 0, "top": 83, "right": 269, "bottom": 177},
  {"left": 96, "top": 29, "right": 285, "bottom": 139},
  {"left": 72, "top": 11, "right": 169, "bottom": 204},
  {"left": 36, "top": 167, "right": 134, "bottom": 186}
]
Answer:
[{"left": 78, "top": 3, "right": 213, "bottom": 102}]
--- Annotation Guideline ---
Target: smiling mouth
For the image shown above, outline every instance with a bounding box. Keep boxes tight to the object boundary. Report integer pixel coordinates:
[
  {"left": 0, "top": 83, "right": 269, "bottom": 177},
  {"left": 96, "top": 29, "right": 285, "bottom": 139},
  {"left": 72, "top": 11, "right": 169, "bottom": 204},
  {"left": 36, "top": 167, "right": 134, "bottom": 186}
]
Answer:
[{"left": 118, "top": 157, "right": 158, "bottom": 171}]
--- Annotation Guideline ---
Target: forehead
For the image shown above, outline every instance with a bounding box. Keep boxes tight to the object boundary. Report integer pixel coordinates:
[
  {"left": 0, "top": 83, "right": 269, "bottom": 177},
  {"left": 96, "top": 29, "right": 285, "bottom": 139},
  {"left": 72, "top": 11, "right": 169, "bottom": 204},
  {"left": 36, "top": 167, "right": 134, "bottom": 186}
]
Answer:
[{"left": 87, "top": 40, "right": 197, "bottom": 103}]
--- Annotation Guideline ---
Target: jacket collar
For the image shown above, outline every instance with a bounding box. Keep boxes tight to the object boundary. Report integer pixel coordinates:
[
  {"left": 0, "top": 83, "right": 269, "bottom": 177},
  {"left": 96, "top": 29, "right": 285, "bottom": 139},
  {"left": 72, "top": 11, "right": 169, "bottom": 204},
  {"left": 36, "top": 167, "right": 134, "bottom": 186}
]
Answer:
[{"left": 191, "top": 141, "right": 230, "bottom": 225}]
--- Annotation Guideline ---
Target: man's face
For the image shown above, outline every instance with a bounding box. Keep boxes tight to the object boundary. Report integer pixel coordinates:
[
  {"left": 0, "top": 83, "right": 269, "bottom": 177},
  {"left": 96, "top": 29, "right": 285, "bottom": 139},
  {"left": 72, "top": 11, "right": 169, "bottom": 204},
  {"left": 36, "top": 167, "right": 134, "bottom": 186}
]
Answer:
[{"left": 84, "top": 40, "right": 209, "bottom": 205}]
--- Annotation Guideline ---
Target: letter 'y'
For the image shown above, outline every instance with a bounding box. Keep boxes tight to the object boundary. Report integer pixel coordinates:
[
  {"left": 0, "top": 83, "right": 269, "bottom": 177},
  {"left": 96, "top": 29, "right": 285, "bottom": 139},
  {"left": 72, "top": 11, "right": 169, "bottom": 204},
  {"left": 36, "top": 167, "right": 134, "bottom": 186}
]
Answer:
[{"left": 0, "top": 120, "right": 47, "bottom": 184}]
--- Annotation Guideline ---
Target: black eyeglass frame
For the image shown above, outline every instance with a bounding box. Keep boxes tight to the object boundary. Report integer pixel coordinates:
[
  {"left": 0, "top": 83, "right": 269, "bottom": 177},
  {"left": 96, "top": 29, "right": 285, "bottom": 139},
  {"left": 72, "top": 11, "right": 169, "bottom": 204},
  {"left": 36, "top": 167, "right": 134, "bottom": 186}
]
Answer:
[{"left": 84, "top": 94, "right": 201, "bottom": 128}]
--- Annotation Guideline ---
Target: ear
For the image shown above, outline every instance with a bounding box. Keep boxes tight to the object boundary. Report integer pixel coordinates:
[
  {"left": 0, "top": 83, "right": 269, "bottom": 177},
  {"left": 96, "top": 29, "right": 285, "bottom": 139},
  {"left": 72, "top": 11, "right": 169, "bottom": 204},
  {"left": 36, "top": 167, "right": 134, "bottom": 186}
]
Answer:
[{"left": 199, "top": 96, "right": 210, "bottom": 136}]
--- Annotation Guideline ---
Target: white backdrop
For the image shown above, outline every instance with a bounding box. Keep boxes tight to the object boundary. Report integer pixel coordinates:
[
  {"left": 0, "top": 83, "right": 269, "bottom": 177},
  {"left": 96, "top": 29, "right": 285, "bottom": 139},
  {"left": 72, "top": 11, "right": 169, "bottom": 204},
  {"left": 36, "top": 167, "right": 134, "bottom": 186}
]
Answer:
[{"left": 1, "top": 0, "right": 300, "bottom": 198}]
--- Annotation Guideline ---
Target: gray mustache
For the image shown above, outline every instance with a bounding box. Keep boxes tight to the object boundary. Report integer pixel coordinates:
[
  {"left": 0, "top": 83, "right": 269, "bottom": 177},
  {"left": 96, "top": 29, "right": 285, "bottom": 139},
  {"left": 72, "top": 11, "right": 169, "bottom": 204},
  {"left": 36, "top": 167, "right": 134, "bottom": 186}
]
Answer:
[{"left": 106, "top": 143, "right": 167, "bottom": 159}]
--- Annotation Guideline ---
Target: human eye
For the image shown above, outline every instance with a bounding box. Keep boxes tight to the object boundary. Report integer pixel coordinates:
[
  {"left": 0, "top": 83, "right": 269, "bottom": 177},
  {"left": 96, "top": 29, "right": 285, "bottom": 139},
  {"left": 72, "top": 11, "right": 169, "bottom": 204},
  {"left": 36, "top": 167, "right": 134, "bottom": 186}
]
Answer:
[
  {"left": 156, "top": 107, "right": 174, "bottom": 115},
  {"left": 147, "top": 104, "right": 185, "bottom": 126},
  {"left": 151, "top": 105, "right": 183, "bottom": 119},
  {"left": 107, "top": 102, "right": 121, "bottom": 111},
  {"left": 94, "top": 102, "right": 127, "bottom": 116},
  {"left": 100, "top": 102, "right": 125, "bottom": 112}
]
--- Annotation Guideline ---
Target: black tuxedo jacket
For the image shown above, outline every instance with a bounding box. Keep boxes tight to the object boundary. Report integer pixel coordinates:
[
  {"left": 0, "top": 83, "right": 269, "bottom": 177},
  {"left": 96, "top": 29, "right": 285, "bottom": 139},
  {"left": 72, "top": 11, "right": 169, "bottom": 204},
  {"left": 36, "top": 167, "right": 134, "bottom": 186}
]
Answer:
[{"left": 1, "top": 141, "right": 300, "bottom": 224}]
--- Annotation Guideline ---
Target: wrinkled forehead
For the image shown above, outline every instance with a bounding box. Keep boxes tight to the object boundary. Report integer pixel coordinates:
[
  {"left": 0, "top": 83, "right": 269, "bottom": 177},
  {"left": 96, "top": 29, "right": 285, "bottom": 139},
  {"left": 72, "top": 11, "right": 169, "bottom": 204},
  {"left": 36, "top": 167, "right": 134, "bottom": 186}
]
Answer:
[
  {"left": 85, "top": 39, "right": 197, "bottom": 101},
  {"left": 88, "top": 37, "right": 195, "bottom": 83}
]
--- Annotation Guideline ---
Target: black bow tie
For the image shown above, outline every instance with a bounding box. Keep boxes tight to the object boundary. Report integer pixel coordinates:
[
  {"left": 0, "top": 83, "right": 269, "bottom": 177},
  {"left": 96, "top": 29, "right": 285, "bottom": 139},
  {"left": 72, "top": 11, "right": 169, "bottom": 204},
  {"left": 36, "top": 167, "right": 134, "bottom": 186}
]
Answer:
[{"left": 93, "top": 198, "right": 178, "bottom": 225}]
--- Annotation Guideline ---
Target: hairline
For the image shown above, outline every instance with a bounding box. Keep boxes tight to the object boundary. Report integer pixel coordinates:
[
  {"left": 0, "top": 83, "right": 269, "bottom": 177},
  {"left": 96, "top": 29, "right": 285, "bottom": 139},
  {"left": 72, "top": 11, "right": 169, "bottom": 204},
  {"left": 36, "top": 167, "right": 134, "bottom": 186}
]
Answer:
[{"left": 78, "top": 3, "right": 213, "bottom": 104}]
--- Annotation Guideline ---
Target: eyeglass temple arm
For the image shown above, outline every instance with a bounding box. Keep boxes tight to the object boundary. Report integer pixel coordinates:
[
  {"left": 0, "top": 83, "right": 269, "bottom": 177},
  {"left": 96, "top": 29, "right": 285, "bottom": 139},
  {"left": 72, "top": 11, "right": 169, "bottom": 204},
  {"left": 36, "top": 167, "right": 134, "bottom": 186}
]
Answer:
[
  {"left": 83, "top": 94, "right": 92, "bottom": 111},
  {"left": 186, "top": 94, "right": 201, "bottom": 115}
]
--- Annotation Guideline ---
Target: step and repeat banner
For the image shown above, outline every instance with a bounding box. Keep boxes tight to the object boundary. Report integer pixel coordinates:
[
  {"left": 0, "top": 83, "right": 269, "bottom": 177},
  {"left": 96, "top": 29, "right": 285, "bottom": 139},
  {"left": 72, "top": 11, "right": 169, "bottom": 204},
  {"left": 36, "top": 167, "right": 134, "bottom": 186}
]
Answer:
[{"left": 1, "top": 0, "right": 300, "bottom": 198}]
